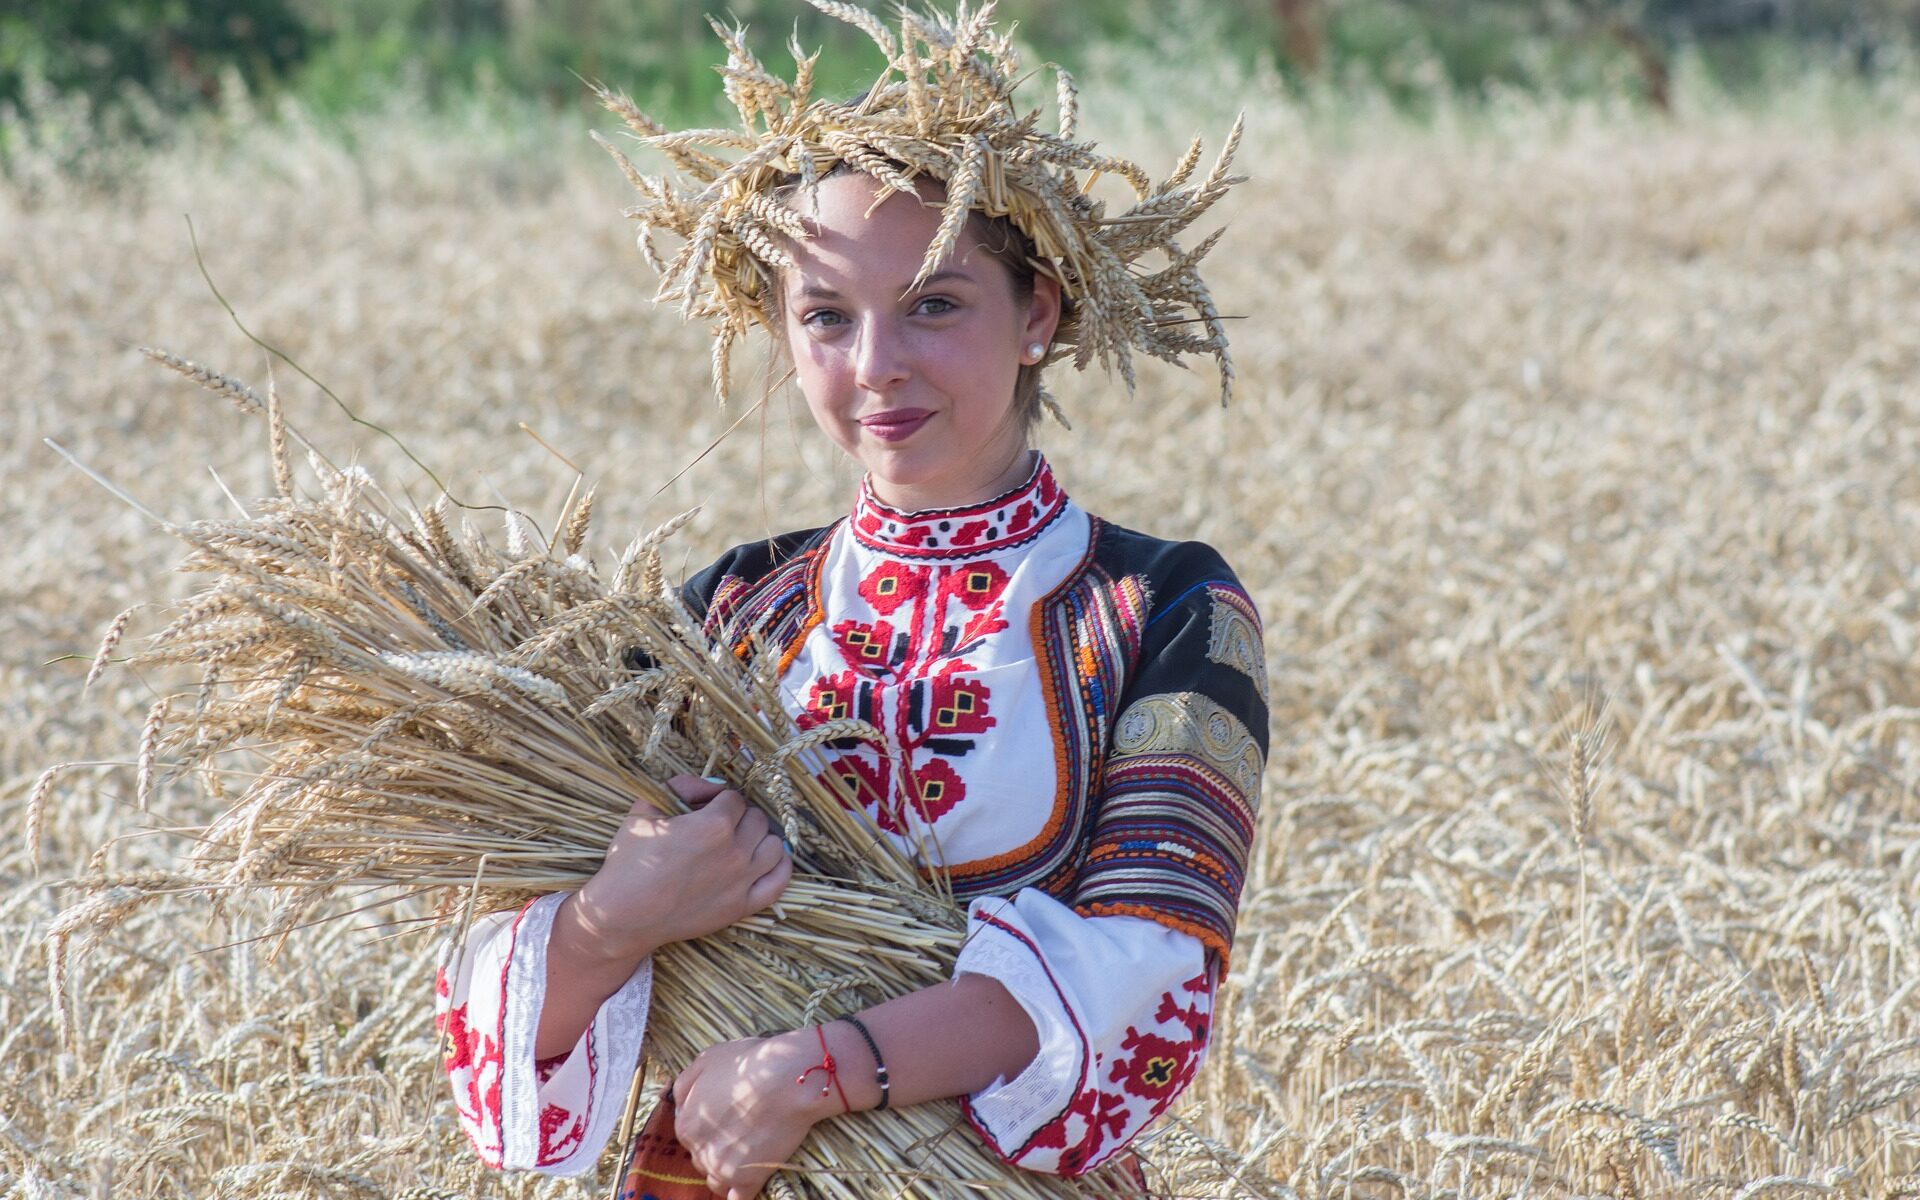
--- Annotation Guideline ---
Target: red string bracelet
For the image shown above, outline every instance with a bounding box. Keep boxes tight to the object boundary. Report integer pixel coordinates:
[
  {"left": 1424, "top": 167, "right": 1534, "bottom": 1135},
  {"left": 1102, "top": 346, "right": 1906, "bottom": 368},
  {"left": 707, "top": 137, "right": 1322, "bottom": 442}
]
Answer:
[{"left": 796, "top": 1025, "right": 851, "bottom": 1115}]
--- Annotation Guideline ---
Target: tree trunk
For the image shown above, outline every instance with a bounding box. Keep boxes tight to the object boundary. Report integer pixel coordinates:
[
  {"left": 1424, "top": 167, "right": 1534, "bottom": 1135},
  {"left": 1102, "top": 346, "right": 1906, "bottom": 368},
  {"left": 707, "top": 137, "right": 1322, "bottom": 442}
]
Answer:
[
  {"left": 1609, "top": 16, "right": 1672, "bottom": 114},
  {"left": 1271, "top": 0, "right": 1324, "bottom": 76}
]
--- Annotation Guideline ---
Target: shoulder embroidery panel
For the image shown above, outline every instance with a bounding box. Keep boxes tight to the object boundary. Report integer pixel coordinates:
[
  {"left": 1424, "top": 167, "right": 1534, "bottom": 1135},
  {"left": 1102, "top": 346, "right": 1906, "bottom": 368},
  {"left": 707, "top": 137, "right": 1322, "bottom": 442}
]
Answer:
[
  {"left": 1111, "top": 691, "right": 1263, "bottom": 801},
  {"left": 1203, "top": 585, "right": 1268, "bottom": 706}
]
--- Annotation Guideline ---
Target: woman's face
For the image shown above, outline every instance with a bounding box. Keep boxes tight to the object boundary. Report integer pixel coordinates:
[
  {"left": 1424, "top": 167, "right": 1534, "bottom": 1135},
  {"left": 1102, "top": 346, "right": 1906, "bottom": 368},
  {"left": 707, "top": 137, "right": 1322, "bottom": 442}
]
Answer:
[{"left": 778, "top": 172, "right": 1061, "bottom": 512}]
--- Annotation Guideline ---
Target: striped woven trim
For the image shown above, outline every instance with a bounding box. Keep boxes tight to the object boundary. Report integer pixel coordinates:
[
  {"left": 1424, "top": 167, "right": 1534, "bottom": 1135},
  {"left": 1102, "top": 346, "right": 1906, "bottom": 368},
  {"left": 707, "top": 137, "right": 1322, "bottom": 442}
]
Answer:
[
  {"left": 1072, "top": 746, "right": 1259, "bottom": 965},
  {"left": 704, "top": 530, "right": 833, "bottom": 668}
]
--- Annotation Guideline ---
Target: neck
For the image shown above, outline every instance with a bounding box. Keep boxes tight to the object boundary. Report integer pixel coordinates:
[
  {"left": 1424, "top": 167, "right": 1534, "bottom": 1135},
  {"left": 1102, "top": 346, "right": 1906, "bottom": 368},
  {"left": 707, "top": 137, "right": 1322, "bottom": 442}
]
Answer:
[{"left": 868, "top": 446, "right": 1035, "bottom": 513}]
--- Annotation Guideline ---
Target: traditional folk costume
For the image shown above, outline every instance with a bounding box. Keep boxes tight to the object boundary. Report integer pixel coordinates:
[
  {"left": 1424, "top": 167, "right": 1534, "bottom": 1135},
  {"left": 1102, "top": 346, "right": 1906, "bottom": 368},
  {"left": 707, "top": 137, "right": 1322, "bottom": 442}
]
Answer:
[
  {"left": 435, "top": 0, "right": 1257, "bottom": 1186},
  {"left": 437, "top": 454, "right": 1268, "bottom": 1177}
]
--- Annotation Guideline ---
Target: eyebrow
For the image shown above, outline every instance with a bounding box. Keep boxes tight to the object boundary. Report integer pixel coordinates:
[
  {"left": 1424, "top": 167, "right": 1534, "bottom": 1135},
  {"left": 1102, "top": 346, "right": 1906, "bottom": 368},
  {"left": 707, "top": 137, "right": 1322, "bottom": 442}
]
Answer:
[
  {"left": 791, "top": 268, "right": 982, "bottom": 301},
  {"left": 913, "top": 269, "right": 976, "bottom": 291}
]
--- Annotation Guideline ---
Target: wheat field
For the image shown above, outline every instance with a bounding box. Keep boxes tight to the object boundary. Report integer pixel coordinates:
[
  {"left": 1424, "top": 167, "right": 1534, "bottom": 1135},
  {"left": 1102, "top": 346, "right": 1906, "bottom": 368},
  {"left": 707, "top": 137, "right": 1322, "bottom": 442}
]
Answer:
[{"left": 5, "top": 54, "right": 1920, "bottom": 1198}]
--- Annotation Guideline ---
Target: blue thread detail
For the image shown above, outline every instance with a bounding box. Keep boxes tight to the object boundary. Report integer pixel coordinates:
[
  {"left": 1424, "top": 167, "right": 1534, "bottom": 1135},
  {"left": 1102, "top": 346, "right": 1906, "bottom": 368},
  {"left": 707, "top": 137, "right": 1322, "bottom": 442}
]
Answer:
[{"left": 1145, "top": 579, "right": 1229, "bottom": 631}]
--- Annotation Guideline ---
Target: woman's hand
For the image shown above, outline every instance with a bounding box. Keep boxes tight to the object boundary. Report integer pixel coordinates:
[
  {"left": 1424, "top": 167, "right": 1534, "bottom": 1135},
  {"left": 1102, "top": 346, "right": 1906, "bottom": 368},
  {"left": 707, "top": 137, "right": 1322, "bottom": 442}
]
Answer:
[
  {"left": 567, "top": 775, "right": 793, "bottom": 960},
  {"left": 534, "top": 775, "right": 792, "bottom": 1059},
  {"left": 672, "top": 1029, "right": 843, "bottom": 1200}
]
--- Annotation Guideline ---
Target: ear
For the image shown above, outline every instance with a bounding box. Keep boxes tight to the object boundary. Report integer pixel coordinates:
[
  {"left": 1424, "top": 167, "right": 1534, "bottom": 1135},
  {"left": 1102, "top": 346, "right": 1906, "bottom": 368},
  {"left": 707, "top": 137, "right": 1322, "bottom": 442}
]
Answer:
[{"left": 1022, "top": 272, "right": 1063, "bottom": 349}]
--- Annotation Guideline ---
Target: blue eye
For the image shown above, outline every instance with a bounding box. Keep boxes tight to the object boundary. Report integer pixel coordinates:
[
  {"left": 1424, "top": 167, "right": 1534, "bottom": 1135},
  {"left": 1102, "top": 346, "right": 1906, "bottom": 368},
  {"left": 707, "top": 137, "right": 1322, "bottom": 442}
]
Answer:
[
  {"left": 802, "top": 309, "right": 847, "bottom": 328},
  {"left": 916, "top": 296, "right": 956, "bottom": 315}
]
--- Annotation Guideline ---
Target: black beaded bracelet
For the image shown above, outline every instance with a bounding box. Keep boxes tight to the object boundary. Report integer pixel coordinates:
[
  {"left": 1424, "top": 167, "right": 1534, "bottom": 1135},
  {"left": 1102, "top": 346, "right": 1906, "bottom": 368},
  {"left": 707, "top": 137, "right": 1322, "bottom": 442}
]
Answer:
[{"left": 840, "top": 1015, "right": 890, "bottom": 1111}]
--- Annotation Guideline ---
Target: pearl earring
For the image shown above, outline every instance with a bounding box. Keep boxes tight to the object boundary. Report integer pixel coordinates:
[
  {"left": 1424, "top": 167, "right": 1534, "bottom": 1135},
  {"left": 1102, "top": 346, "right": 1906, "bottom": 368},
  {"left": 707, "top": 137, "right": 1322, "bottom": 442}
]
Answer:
[{"left": 1025, "top": 342, "right": 1046, "bottom": 363}]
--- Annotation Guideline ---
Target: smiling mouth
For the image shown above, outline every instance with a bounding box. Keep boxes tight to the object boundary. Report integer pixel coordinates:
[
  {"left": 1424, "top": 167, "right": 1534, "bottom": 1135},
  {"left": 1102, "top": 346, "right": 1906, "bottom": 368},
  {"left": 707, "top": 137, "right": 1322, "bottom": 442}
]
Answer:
[{"left": 858, "top": 409, "right": 933, "bottom": 441}]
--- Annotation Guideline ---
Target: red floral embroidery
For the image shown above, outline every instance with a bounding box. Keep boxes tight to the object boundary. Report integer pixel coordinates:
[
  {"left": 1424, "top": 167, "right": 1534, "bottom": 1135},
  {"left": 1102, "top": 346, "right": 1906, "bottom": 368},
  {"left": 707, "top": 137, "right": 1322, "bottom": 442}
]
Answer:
[
  {"left": 926, "top": 663, "right": 995, "bottom": 736},
  {"left": 826, "top": 753, "right": 891, "bottom": 813},
  {"left": 848, "top": 458, "right": 1067, "bottom": 558},
  {"left": 903, "top": 757, "right": 966, "bottom": 826},
  {"left": 991, "top": 972, "right": 1217, "bottom": 1176},
  {"left": 955, "top": 607, "right": 1010, "bottom": 650},
  {"left": 539, "top": 1101, "right": 587, "bottom": 1161},
  {"left": 816, "top": 556, "right": 1013, "bottom": 835},
  {"left": 800, "top": 670, "right": 862, "bottom": 728},
  {"left": 830, "top": 618, "right": 897, "bottom": 675},
  {"left": 859, "top": 561, "right": 928, "bottom": 615},
  {"left": 1022, "top": 1086, "right": 1131, "bottom": 1176},
  {"left": 1155, "top": 972, "right": 1211, "bottom": 1038},
  {"left": 811, "top": 467, "right": 1068, "bottom": 839},
  {"left": 1109, "top": 1027, "right": 1199, "bottom": 1103},
  {"left": 937, "top": 561, "right": 1009, "bottom": 610},
  {"left": 437, "top": 991, "right": 504, "bottom": 1152}
]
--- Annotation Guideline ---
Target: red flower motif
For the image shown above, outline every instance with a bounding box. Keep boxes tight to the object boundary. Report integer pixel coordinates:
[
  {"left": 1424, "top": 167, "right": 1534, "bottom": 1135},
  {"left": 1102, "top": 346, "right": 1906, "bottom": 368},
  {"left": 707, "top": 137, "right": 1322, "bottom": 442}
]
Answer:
[
  {"left": 831, "top": 618, "right": 896, "bottom": 675},
  {"left": 800, "top": 670, "right": 861, "bottom": 729},
  {"left": 904, "top": 757, "right": 966, "bottom": 825},
  {"left": 823, "top": 753, "right": 891, "bottom": 817},
  {"left": 1109, "top": 1024, "right": 1199, "bottom": 1105},
  {"left": 439, "top": 997, "right": 504, "bottom": 1132},
  {"left": 858, "top": 561, "right": 928, "bottom": 615},
  {"left": 926, "top": 664, "right": 994, "bottom": 736},
  {"left": 938, "top": 560, "right": 1009, "bottom": 611}
]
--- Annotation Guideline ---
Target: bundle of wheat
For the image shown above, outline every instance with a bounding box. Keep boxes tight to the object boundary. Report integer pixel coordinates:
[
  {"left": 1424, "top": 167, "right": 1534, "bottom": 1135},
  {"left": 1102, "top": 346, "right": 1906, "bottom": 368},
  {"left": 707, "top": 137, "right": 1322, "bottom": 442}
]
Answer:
[{"left": 42, "top": 353, "right": 1202, "bottom": 1198}]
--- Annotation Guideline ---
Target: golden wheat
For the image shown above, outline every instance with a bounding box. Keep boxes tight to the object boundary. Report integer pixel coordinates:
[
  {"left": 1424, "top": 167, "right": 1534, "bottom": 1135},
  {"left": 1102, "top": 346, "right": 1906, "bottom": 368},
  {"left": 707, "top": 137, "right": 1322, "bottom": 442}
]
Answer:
[{"left": 5, "top": 57, "right": 1920, "bottom": 1200}]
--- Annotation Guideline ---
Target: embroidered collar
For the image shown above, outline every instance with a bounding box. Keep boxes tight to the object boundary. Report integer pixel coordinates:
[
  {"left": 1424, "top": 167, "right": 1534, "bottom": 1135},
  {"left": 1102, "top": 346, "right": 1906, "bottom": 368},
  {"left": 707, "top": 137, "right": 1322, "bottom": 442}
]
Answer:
[{"left": 849, "top": 455, "right": 1069, "bottom": 559}]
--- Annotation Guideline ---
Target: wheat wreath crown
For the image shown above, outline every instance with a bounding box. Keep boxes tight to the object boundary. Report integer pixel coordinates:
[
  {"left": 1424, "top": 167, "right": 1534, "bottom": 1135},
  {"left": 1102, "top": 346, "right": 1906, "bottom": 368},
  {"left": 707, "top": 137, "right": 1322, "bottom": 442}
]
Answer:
[{"left": 590, "top": 0, "right": 1245, "bottom": 419}]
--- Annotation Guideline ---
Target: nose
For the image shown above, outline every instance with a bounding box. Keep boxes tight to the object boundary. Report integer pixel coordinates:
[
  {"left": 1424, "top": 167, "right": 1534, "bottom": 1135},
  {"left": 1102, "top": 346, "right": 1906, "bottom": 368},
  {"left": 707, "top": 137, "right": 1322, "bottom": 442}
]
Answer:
[{"left": 852, "top": 321, "right": 910, "bottom": 392}]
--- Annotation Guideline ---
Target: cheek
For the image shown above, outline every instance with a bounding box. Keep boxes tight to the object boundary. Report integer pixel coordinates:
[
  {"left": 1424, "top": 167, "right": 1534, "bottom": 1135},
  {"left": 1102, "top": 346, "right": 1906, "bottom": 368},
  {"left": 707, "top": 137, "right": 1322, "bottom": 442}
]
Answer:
[
  {"left": 790, "top": 345, "right": 859, "bottom": 445},
  {"left": 792, "top": 340, "right": 845, "bottom": 397}
]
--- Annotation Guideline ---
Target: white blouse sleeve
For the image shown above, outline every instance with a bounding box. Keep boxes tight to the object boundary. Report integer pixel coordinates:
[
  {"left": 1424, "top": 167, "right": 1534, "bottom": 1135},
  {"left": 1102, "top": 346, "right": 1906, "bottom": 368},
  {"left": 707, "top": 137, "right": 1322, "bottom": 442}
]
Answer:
[
  {"left": 433, "top": 892, "right": 654, "bottom": 1174},
  {"left": 953, "top": 889, "right": 1215, "bottom": 1176}
]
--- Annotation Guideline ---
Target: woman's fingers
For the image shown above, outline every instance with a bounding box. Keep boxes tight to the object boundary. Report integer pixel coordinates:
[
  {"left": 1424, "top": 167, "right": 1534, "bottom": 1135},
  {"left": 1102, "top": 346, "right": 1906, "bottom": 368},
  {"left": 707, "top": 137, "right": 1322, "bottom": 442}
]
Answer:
[
  {"left": 672, "top": 1060, "right": 699, "bottom": 1110},
  {"left": 745, "top": 852, "right": 794, "bottom": 911},
  {"left": 667, "top": 772, "right": 728, "bottom": 806},
  {"left": 698, "top": 786, "right": 747, "bottom": 827},
  {"left": 747, "top": 828, "right": 787, "bottom": 874},
  {"left": 733, "top": 800, "right": 769, "bottom": 842}
]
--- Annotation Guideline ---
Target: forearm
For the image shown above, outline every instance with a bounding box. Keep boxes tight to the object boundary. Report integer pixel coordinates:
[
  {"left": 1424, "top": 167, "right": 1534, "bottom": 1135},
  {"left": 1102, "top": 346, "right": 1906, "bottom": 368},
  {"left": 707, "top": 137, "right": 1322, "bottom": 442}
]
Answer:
[
  {"left": 533, "top": 893, "right": 655, "bottom": 1059},
  {"left": 823, "top": 974, "right": 1038, "bottom": 1112}
]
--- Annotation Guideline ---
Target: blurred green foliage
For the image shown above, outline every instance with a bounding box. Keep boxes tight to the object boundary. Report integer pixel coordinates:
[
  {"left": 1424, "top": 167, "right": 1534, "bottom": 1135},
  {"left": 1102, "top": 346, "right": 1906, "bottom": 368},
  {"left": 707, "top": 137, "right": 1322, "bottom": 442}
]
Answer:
[
  {"left": 3, "top": 0, "right": 1917, "bottom": 130},
  {"left": 0, "top": 0, "right": 312, "bottom": 107}
]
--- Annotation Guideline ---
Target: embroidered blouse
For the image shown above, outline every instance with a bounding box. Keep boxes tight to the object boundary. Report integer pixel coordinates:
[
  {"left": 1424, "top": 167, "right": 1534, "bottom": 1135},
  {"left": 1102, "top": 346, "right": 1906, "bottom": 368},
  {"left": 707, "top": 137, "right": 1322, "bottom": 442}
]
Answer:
[{"left": 436, "top": 455, "right": 1269, "bottom": 1177}]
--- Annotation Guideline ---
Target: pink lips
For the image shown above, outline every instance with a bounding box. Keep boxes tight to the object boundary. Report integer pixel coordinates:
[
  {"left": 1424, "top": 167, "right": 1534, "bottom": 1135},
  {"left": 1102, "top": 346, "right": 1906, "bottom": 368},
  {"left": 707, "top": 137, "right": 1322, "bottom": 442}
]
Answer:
[{"left": 858, "top": 408, "right": 933, "bottom": 442}]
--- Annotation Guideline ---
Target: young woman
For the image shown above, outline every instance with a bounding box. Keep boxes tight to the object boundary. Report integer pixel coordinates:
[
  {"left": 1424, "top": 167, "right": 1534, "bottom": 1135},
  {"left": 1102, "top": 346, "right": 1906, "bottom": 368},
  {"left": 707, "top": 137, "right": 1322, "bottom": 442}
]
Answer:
[{"left": 436, "top": 8, "right": 1264, "bottom": 1198}]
